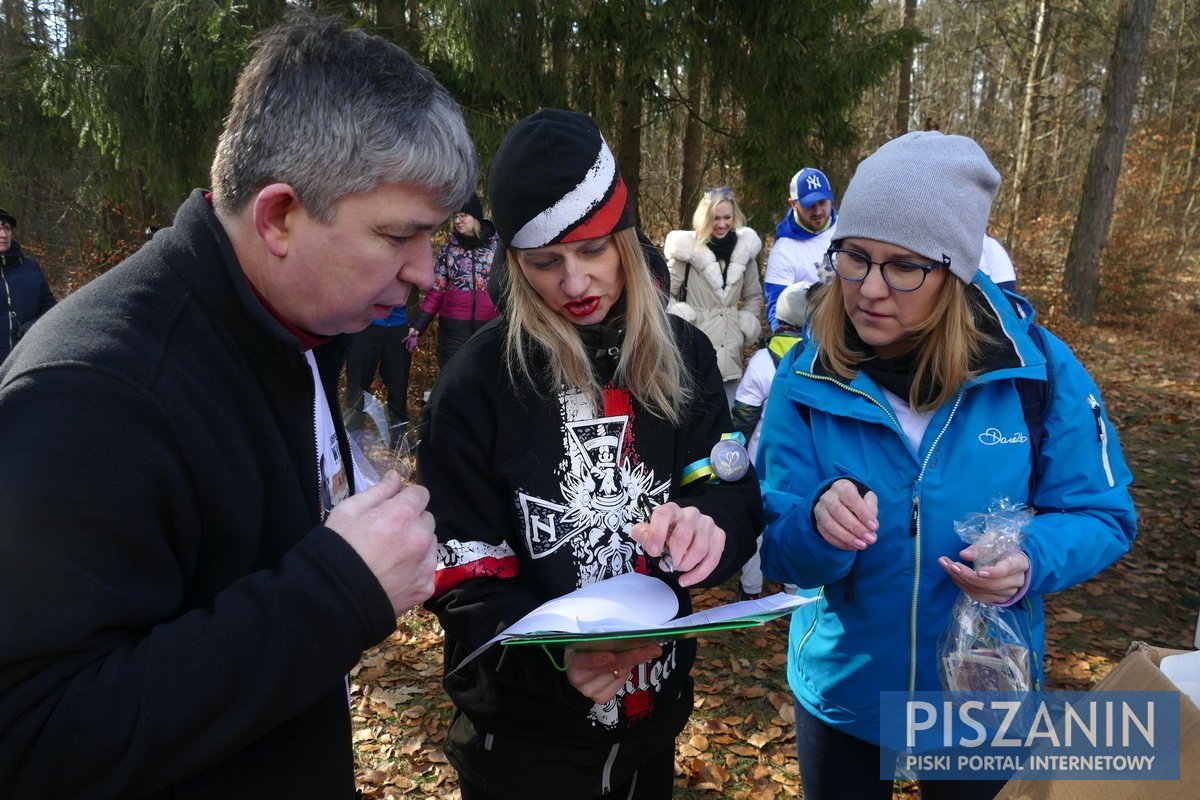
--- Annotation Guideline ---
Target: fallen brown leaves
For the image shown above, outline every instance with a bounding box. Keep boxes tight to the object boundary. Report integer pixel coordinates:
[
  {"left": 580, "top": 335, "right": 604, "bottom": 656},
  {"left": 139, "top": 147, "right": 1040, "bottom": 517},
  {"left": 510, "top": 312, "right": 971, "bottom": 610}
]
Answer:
[
  {"left": 355, "top": 307, "right": 1200, "bottom": 797},
  {"left": 350, "top": 614, "right": 457, "bottom": 798},
  {"left": 1038, "top": 307, "right": 1200, "bottom": 693}
]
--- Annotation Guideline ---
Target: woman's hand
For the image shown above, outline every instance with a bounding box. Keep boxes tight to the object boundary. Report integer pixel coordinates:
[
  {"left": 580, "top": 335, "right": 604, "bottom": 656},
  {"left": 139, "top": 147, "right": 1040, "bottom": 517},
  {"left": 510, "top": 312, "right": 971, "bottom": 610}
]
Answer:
[
  {"left": 813, "top": 479, "right": 879, "bottom": 551},
  {"left": 564, "top": 644, "right": 663, "bottom": 704},
  {"left": 403, "top": 329, "right": 420, "bottom": 352},
  {"left": 631, "top": 502, "right": 725, "bottom": 587},
  {"left": 938, "top": 547, "right": 1031, "bottom": 605}
]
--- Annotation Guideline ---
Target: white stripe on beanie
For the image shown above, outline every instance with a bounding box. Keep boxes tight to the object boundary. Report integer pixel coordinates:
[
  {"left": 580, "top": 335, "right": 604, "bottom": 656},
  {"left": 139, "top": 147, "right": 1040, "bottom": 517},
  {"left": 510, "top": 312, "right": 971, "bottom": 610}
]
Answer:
[{"left": 509, "top": 136, "right": 616, "bottom": 249}]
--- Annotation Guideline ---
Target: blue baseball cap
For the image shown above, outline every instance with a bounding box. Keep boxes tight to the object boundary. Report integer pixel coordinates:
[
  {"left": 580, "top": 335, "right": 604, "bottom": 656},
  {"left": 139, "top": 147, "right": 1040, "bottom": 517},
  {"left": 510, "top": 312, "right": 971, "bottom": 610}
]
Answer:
[{"left": 789, "top": 168, "right": 835, "bottom": 208}]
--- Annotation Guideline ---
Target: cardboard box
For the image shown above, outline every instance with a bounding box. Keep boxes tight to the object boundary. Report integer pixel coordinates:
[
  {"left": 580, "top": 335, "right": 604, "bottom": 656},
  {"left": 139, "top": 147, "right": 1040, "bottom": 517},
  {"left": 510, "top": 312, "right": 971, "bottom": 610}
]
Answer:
[{"left": 997, "top": 642, "right": 1200, "bottom": 799}]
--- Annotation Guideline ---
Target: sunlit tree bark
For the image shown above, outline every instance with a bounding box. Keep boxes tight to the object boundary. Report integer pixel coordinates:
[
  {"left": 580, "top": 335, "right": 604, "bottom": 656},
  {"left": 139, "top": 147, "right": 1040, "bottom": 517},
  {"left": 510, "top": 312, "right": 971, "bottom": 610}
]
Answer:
[
  {"left": 1008, "top": 0, "right": 1051, "bottom": 237},
  {"left": 1065, "top": 0, "right": 1158, "bottom": 321},
  {"left": 894, "top": 0, "right": 918, "bottom": 136}
]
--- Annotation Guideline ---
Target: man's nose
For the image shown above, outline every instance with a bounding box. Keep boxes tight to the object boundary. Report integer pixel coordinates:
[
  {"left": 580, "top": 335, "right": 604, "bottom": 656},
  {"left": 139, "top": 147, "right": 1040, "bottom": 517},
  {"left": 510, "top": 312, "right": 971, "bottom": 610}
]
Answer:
[{"left": 406, "top": 239, "right": 436, "bottom": 291}]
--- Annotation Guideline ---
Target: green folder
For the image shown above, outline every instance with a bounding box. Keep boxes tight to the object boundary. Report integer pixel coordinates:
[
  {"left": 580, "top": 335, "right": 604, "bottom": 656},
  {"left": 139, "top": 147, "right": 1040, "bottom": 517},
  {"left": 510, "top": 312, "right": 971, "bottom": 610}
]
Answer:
[
  {"left": 449, "top": 572, "right": 816, "bottom": 674},
  {"left": 499, "top": 602, "right": 804, "bottom": 651}
]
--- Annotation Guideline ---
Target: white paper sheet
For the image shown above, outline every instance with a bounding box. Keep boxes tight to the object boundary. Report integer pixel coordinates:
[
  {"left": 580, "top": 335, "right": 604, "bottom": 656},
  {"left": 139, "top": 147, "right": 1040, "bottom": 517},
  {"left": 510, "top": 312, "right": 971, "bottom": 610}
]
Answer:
[
  {"left": 1160, "top": 649, "right": 1200, "bottom": 708},
  {"left": 448, "top": 572, "right": 815, "bottom": 675}
]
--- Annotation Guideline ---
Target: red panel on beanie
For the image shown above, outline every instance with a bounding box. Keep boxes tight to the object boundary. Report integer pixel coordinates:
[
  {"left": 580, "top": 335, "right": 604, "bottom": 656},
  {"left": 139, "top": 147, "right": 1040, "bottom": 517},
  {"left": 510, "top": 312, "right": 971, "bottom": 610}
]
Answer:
[{"left": 561, "top": 177, "right": 629, "bottom": 243}]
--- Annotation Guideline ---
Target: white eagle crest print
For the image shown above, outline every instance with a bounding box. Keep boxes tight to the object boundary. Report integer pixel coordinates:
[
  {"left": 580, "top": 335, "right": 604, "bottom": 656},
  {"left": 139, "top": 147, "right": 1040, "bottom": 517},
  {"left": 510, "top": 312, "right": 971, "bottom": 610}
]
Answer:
[
  {"left": 517, "top": 388, "right": 669, "bottom": 587},
  {"left": 512, "top": 387, "right": 683, "bottom": 730},
  {"left": 516, "top": 387, "right": 677, "bottom": 729}
]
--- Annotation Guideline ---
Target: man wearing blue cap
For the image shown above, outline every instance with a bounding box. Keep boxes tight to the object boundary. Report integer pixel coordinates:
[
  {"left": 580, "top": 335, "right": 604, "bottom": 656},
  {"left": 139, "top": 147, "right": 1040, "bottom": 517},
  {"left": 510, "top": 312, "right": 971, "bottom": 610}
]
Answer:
[{"left": 763, "top": 167, "right": 837, "bottom": 329}]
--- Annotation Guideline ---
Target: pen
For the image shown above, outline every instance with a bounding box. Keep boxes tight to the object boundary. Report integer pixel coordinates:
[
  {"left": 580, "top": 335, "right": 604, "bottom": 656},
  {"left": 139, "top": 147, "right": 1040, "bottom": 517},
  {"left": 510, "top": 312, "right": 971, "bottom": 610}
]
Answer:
[{"left": 637, "top": 494, "right": 674, "bottom": 574}]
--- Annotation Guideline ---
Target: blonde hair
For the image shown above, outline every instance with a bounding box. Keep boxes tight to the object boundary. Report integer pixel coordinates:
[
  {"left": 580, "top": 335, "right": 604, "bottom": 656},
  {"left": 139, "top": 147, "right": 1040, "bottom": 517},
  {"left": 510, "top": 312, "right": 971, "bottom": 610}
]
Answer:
[
  {"left": 692, "top": 188, "right": 746, "bottom": 245},
  {"left": 809, "top": 276, "right": 987, "bottom": 411},
  {"left": 503, "top": 228, "right": 694, "bottom": 424}
]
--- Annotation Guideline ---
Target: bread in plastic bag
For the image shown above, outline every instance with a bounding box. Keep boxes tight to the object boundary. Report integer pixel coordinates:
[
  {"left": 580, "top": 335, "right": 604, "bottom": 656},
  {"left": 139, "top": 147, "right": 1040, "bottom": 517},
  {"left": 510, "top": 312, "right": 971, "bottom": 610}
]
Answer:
[{"left": 938, "top": 497, "right": 1034, "bottom": 692}]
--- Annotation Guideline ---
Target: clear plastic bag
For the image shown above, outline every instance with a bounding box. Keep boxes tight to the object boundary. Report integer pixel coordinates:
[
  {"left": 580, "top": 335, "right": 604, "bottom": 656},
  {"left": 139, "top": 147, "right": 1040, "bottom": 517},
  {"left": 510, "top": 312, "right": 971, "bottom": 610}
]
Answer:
[
  {"left": 938, "top": 497, "right": 1034, "bottom": 692},
  {"left": 342, "top": 391, "right": 419, "bottom": 488}
]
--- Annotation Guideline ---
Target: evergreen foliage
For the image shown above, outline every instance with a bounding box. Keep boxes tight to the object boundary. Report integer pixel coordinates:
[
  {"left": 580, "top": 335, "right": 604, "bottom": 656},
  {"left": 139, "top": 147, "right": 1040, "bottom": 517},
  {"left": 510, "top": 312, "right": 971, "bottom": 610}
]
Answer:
[{"left": 0, "top": 0, "right": 1194, "bottom": 319}]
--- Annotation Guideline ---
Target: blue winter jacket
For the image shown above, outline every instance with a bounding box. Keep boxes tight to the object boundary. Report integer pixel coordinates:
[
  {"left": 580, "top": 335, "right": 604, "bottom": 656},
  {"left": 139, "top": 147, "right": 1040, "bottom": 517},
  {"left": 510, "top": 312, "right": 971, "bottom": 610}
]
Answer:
[{"left": 758, "top": 275, "right": 1136, "bottom": 745}]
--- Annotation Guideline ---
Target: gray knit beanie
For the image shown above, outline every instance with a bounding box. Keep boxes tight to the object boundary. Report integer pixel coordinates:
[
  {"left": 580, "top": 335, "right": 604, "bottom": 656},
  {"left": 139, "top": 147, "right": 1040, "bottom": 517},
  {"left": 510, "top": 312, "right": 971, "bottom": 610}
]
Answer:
[{"left": 834, "top": 131, "right": 1000, "bottom": 284}]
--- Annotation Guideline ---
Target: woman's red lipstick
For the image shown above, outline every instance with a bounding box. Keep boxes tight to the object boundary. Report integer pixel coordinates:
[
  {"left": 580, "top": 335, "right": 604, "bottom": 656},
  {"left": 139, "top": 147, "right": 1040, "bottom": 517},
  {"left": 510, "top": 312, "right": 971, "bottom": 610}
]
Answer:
[{"left": 565, "top": 297, "right": 601, "bottom": 317}]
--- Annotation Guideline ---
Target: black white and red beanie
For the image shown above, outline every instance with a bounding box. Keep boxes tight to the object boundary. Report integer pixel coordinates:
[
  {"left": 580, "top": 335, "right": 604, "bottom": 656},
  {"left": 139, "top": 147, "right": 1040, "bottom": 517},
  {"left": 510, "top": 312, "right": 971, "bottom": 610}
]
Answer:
[
  {"left": 835, "top": 131, "right": 1000, "bottom": 284},
  {"left": 488, "top": 108, "right": 635, "bottom": 249}
]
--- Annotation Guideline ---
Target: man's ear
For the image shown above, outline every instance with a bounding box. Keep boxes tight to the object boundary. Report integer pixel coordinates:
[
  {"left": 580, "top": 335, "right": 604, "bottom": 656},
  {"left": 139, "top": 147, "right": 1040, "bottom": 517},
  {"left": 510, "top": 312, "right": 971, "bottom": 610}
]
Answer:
[{"left": 253, "top": 183, "right": 303, "bottom": 258}]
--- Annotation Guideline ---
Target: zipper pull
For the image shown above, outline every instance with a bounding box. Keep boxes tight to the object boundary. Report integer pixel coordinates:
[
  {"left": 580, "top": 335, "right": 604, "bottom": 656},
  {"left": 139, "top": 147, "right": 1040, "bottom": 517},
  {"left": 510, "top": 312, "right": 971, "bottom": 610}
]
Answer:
[
  {"left": 910, "top": 492, "right": 920, "bottom": 537},
  {"left": 1087, "top": 394, "right": 1104, "bottom": 440},
  {"left": 1088, "top": 393, "right": 1116, "bottom": 487}
]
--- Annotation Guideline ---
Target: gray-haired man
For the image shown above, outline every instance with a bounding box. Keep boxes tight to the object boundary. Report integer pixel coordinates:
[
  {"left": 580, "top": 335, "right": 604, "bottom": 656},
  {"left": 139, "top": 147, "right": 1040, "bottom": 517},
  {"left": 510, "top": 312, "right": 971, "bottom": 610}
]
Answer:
[{"left": 0, "top": 13, "right": 474, "bottom": 798}]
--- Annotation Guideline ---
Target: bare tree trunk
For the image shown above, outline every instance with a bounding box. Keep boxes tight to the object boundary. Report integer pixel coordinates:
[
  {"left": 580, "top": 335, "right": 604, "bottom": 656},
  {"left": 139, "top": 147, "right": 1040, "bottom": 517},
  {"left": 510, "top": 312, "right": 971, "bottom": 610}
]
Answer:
[
  {"left": 678, "top": 57, "right": 704, "bottom": 227},
  {"left": 1048, "top": 1, "right": 1084, "bottom": 198},
  {"left": 1, "top": 0, "right": 29, "bottom": 60},
  {"left": 615, "top": 83, "right": 644, "bottom": 226},
  {"left": 1008, "top": 0, "right": 1051, "bottom": 237},
  {"left": 1151, "top": 0, "right": 1187, "bottom": 214},
  {"left": 894, "top": 0, "right": 918, "bottom": 137},
  {"left": 614, "top": 9, "right": 644, "bottom": 226},
  {"left": 967, "top": 4, "right": 987, "bottom": 137},
  {"left": 1179, "top": 129, "right": 1199, "bottom": 263},
  {"left": 1064, "top": 0, "right": 1157, "bottom": 321}
]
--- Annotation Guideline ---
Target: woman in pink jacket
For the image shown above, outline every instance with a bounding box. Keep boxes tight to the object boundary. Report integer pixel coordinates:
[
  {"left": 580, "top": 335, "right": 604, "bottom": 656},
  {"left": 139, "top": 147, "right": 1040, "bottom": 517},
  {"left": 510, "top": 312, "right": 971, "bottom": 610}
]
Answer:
[{"left": 405, "top": 193, "right": 500, "bottom": 368}]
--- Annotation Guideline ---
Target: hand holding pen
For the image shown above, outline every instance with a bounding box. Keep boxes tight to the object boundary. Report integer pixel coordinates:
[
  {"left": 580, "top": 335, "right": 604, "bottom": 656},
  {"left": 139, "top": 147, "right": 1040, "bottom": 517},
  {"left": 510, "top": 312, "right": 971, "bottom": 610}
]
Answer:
[
  {"left": 637, "top": 495, "right": 674, "bottom": 573},
  {"left": 632, "top": 496, "right": 726, "bottom": 588}
]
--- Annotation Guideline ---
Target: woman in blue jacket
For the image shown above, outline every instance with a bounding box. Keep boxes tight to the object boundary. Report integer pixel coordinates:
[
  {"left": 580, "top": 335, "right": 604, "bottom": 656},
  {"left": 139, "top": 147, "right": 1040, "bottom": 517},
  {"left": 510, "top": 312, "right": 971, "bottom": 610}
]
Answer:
[{"left": 758, "top": 131, "right": 1136, "bottom": 800}]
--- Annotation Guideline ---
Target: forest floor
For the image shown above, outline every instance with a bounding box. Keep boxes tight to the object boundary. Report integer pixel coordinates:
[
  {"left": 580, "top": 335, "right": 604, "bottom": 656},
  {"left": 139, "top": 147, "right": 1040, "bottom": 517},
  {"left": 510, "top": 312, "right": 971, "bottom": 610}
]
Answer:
[{"left": 349, "top": 306, "right": 1200, "bottom": 799}]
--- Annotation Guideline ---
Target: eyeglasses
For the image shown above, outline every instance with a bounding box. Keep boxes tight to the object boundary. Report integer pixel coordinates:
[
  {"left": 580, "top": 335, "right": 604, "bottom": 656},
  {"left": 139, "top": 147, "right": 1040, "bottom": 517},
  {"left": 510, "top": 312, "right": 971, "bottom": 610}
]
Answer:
[
  {"left": 0, "top": 223, "right": 11, "bottom": 232},
  {"left": 826, "top": 248, "right": 948, "bottom": 292},
  {"left": 705, "top": 186, "right": 734, "bottom": 200}
]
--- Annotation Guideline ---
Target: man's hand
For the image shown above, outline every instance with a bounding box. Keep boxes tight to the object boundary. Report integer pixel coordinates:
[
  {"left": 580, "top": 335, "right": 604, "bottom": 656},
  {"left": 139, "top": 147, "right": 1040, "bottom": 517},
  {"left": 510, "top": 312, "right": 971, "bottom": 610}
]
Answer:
[{"left": 325, "top": 471, "right": 436, "bottom": 615}]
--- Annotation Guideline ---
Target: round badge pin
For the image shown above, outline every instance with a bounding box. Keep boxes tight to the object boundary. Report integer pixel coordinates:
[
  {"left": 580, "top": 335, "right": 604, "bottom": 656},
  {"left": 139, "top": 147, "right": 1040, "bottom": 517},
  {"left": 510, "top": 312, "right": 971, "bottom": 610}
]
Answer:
[{"left": 710, "top": 438, "right": 750, "bottom": 482}]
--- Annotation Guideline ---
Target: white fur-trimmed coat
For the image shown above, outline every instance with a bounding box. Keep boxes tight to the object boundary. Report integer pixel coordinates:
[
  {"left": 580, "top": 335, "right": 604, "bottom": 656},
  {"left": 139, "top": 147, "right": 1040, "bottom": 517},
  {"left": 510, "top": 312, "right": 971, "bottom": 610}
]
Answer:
[{"left": 663, "top": 227, "right": 763, "bottom": 382}]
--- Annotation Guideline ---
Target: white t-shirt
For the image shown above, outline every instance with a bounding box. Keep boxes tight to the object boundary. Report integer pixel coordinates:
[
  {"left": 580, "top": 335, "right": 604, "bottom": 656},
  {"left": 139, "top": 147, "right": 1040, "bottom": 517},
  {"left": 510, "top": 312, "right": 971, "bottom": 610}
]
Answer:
[
  {"left": 978, "top": 235, "right": 1016, "bottom": 286},
  {"left": 734, "top": 348, "right": 778, "bottom": 462},
  {"left": 764, "top": 224, "right": 837, "bottom": 290},
  {"left": 306, "top": 351, "right": 352, "bottom": 519},
  {"left": 879, "top": 386, "right": 934, "bottom": 453}
]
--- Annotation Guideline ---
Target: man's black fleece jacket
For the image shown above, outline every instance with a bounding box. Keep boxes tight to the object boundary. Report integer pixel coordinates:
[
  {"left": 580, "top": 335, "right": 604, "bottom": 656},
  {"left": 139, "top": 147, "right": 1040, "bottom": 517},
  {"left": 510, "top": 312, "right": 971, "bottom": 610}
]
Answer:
[{"left": 0, "top": 190, "right": 397, "bottom": 799}]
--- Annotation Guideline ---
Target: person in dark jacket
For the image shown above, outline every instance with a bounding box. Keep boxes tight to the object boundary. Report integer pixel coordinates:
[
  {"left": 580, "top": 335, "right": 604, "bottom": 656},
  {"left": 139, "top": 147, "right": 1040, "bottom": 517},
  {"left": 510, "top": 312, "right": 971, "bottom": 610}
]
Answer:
[
  {"left": 344, "top": 304, "right": 413, "bottom": 430},
  {"left": 420, "top": 109, "right": 762, "bottom": 800},
  {"left": 0, "top": 14, "right": 475, "bottom": 799},
  {"left": 405, "top": 192, "right": 500, "bottom": 368},
  {"left": 0, "top": 207, "right": 56, "bottom": 362}
]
